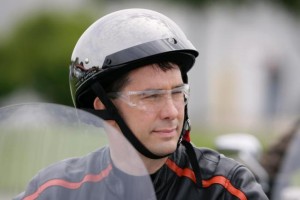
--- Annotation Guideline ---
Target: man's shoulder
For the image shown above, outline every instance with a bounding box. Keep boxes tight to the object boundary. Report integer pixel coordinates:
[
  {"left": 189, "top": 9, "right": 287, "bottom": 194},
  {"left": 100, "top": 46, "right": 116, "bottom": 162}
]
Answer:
[
  {"left": 14, "top": 147, "right": 112, "bottom": 199},
  {"left": 34, "top": 147, "right": 110, "bottom": 184},
  {"left": 192, "top": 146, "right": 242, "bottom": 179},
  {"left": 193, "top": 146, "right": 220, "bottom": 162},
  {"left": 172, "top": 145, "right": 268, "bottom": 199}
]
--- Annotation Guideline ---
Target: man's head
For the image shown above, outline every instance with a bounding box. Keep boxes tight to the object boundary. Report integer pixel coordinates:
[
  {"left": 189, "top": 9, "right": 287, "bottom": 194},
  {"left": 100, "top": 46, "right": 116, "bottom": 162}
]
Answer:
[
  {"left": 69, "top": 8, "right": 198, "bottom": 159},
  {"left": 94, "top": 62, "right": 187, "bottom": 156}
]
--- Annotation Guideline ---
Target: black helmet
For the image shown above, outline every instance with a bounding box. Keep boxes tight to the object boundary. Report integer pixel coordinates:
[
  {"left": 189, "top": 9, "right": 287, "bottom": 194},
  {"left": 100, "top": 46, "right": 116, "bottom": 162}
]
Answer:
[{"left": 69, "top": 8, "right": 198, "bottom": 159}]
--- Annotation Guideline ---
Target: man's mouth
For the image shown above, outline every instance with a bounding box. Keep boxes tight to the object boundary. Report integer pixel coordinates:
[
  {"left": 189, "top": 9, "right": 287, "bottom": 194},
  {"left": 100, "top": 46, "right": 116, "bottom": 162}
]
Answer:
[{"left": 152, "top": 127, "right": 178, "bottom": 137}]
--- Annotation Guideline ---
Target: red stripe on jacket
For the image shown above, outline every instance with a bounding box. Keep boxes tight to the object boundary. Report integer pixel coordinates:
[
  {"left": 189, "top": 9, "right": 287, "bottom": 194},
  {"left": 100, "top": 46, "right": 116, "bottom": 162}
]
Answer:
[
  {"left": 166, "top": 158, "right": 247, "bottom": 200},
  {"left": 23, "top": 164, "right": 112, "bottom": 200}
]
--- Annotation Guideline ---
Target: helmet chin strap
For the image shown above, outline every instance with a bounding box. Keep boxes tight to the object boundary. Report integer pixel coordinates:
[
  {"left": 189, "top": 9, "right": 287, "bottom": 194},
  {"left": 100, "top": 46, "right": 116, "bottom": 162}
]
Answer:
[
  {"left": 90, "top": 82, "right": 170, "bottom": 159},
  {"left": 179, "top": 113, "right": 203, "bottom": 188}
]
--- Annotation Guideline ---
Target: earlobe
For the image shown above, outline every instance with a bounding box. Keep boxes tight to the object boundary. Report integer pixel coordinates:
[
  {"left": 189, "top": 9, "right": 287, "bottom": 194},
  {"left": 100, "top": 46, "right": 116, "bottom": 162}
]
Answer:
[{"left": 93, "top": 97, "right": 105, "bottom": 110}]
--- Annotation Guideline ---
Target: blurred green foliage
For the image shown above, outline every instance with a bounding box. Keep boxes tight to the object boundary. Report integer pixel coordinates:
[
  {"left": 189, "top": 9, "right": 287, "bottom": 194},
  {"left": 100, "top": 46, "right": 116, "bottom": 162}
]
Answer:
[{"left": 0, "top": 12, "right": 94, "bottom": 106}]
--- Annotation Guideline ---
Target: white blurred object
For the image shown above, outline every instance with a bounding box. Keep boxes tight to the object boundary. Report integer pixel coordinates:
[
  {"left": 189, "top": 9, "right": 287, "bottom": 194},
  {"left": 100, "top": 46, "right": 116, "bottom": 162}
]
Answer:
[
  {"left": 215, "top": 133, "right": 269, "bottom": 193},
  {"left": 281, "top": 187, "right": 300, "bottom": 200},
  {"left": 215, "top": 133, "right": 262, "bottom": 159}
]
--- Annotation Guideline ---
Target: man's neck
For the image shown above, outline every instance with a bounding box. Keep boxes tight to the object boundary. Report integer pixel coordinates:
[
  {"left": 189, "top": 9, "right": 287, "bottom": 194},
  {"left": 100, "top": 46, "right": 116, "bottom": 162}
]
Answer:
[{"left": 140, "top": 155, "right": 168, "bottom": 174}]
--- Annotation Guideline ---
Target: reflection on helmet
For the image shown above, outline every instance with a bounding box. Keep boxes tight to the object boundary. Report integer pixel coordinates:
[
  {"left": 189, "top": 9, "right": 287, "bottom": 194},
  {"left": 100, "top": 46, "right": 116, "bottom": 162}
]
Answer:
[{"left": 69, "top": 8, "right": 198, "bottom": 108}]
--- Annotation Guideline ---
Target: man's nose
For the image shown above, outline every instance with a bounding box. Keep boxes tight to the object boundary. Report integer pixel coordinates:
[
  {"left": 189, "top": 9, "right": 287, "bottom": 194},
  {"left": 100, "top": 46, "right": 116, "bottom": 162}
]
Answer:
[{"left": 159, "top": 96, "right": 179, "bottom": 119}]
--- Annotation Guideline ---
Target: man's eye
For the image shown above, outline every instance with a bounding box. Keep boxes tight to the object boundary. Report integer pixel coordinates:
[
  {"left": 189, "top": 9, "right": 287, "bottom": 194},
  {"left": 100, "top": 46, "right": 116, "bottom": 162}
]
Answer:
[
  {"left": 172, "top": 90, "right": 183, "bottom": 94},
  {"left": 143, "top": 94, "right": 160, "bottom": 99},
  {"left": 172, "top": 89, "right": 184, "bottom": 96}
]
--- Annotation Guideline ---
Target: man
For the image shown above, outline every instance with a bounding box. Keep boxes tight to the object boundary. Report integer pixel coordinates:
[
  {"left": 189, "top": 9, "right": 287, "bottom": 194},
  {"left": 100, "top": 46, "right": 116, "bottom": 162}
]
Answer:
[{"left": 16, "top": 8, "right": 268, "bottom": 199}]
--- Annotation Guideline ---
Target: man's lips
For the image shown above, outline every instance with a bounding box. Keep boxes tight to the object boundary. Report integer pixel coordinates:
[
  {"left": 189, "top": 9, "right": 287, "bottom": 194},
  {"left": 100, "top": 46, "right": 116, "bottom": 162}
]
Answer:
[{"left": 152, "top": 128, "right": 177, "bottom": 137}]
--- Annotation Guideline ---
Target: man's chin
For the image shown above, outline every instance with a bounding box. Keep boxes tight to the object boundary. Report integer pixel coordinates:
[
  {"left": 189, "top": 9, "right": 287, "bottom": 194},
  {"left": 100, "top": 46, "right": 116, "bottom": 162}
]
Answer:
[{"left": 149, "top": 143, "right": 178, "bottom": 157}]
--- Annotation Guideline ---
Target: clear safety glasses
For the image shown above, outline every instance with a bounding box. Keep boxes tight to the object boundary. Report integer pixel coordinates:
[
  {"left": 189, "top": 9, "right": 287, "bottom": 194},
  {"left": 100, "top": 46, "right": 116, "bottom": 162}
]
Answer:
[{"left": 108, "top": 84, "right": 190, "bottom": 112}]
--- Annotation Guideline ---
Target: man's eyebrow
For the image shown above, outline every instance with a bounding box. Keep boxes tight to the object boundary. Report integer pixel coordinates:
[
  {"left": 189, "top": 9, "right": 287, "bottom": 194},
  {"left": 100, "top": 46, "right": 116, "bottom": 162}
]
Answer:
[
  {"left": 174, "top": 83, "right": 185, "bottom": 88},
  {"left": 142, "top": 84, "right": 185, "bottom": 91}
]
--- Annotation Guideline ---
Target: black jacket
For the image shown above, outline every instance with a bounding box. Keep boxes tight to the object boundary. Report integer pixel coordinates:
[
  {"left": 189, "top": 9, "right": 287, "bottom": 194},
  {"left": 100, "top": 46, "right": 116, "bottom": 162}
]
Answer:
[{"left": 15, "top": 144, "right": 268, "bottom": 200}]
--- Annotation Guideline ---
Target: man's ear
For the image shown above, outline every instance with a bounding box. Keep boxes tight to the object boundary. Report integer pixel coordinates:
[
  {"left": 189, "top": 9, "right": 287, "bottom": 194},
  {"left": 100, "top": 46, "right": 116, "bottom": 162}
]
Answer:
[
  {"left": 93, "top": 97, "right": 105, "bottom": 110},
  {"left": 93, "top": 97, "right": 118, "bottom": 128}
]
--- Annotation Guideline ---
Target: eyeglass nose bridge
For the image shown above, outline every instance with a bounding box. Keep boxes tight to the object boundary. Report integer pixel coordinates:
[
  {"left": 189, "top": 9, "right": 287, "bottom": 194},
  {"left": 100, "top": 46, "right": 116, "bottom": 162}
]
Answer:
[
  {"left": 164, "top": 90, "right": 174, "bottom": 99},
  {"left": 155, "top": 90, "right": 187, "bottom": 109}
]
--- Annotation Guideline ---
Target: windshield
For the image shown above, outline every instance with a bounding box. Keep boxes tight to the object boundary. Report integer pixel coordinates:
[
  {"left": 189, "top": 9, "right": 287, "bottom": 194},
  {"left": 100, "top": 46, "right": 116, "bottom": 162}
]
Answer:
[{"left": 0, "top": 103, "right": 156, "bottom": 200}]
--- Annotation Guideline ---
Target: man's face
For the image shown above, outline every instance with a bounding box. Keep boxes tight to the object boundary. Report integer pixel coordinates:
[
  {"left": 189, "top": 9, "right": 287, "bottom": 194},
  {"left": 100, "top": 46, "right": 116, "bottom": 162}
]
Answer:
[{"left": 112, "top": 63, "right": 185, "bottom": 157}]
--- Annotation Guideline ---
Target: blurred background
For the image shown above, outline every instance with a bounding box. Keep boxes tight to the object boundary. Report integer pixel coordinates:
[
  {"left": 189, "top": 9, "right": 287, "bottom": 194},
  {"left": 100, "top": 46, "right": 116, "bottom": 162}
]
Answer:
[
  {"left": 1, "top": 0, "right": 300, "bottom": 150},
  {"left": 1, "top": 0, "right": 300, "bottom": 199}
]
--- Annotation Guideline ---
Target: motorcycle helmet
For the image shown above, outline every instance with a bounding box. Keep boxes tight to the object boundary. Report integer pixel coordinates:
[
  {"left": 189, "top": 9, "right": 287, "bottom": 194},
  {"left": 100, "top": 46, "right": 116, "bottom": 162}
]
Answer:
[{"left": 69, "top": 8, "right": 198, "bottom": 159}]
